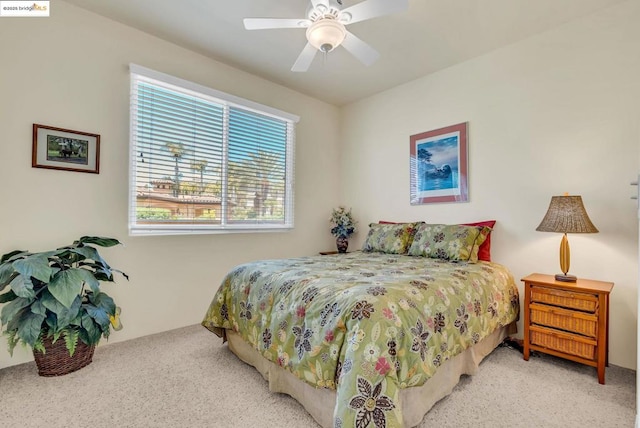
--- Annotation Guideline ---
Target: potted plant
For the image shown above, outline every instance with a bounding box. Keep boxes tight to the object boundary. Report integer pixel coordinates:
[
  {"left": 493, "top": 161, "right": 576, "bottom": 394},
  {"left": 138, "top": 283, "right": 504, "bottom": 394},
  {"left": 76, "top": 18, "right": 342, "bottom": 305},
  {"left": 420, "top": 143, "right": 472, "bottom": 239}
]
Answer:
[
  {"left": 329, "top": 206, "right": 357, "bottom": 253},
  {"left": 0, "top": 236, "right": 128, "bottom": 376}
]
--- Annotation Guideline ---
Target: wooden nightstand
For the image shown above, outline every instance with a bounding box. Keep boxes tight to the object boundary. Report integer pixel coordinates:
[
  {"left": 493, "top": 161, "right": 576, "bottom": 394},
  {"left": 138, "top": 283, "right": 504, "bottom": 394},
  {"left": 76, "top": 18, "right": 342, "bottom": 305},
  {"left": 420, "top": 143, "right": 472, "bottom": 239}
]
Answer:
[{"left": 521, "top": 273, "right": 613, "bottom": 384}]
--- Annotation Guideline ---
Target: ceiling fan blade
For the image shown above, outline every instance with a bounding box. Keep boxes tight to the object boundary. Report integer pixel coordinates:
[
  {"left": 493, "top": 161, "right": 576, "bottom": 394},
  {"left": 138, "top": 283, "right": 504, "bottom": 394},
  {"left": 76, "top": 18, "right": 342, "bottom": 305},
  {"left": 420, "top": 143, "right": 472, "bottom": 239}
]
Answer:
[
  {"left": 291, "top": 43, "right": 318, "bottom": 72},
  {"left": 243, "top": 18, "right": 310, "bottom": 30},
  {"left": 341, "top": 31, "right": 380, "bottom": 66},
  {"left": 341, "top": 0, "right": 408, "bottom": 25}
]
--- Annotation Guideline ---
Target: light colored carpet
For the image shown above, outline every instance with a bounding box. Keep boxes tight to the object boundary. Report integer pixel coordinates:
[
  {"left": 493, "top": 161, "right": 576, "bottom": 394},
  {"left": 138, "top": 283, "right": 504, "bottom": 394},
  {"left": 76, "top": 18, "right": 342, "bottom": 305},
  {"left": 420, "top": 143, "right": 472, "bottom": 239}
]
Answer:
[{"left": 0, "top": 324, "right": 634, "bottom": 427}]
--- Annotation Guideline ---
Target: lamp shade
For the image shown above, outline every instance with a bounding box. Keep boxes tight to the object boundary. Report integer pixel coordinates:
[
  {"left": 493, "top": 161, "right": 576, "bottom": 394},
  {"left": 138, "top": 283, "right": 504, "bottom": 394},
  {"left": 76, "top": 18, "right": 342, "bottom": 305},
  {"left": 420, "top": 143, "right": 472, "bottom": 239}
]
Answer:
[
  {"left": 306, "top": 19, "right": 346, "bottom": 53},
  {"left": 536, "top": 195, "right": 598, "bottom": 234}
]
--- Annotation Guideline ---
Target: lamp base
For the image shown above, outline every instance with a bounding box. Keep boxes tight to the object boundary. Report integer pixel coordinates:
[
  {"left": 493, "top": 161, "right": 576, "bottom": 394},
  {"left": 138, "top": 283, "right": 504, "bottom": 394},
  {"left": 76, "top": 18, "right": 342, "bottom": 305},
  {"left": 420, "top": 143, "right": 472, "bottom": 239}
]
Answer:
[{"left": 555, "top": 273, "right": 577, "bottom": 282}]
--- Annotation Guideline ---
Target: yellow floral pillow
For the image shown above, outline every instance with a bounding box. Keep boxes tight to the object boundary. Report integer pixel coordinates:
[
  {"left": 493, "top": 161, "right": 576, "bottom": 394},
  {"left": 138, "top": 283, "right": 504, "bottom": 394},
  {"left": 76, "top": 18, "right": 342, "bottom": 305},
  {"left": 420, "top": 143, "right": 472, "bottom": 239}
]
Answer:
[
  {"left": 407, "top": 224, "right": 491, "bottom": 262},
  {"left": 362, "top": 222, "right": 422, "bottom": 254}
]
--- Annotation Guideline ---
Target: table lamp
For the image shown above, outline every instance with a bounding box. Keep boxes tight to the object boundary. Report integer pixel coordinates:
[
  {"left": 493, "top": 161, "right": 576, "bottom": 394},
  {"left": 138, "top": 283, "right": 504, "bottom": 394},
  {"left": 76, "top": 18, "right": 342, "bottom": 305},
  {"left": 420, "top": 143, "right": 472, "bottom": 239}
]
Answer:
[{"left": 536, "top": 194, "right": 598, "bottom": 282}]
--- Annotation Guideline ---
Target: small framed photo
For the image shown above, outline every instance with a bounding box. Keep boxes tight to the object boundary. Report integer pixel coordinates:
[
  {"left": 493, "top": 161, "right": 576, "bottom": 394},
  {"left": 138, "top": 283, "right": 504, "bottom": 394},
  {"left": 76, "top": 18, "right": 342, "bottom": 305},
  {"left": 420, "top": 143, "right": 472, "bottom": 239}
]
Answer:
[
  {"left": 32, "top": 124, "right": 100, "bottom": 174},
  {"left": 410, "top": 122, "right": 468, "bottom": 205}
]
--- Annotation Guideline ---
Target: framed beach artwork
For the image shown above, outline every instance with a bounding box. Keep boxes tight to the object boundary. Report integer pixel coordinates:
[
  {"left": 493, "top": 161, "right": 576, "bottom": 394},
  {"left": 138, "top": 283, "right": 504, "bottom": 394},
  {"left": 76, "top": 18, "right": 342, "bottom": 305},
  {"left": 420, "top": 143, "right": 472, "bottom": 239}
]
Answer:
[
  {"left": 32, "top": 124, "right": 100, "bottom": 174},
  {"left": 409, "top": 122, "right": 468, "bottom": 205}
]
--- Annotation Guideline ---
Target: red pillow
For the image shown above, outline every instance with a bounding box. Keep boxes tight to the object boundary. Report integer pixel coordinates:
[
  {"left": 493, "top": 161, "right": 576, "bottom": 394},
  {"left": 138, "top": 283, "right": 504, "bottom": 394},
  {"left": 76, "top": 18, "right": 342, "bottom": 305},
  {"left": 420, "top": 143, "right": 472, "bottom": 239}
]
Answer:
[{"left": 461, "top": 220, "right": 496, "bottom": 262}]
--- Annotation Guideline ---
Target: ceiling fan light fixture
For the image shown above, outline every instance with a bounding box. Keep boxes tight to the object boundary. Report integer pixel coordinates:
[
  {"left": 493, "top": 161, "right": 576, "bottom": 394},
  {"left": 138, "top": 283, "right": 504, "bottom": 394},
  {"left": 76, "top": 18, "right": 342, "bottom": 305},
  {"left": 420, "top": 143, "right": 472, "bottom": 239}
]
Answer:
[{"left": 306, "top": 19, "right": 346, "bottom": 53}]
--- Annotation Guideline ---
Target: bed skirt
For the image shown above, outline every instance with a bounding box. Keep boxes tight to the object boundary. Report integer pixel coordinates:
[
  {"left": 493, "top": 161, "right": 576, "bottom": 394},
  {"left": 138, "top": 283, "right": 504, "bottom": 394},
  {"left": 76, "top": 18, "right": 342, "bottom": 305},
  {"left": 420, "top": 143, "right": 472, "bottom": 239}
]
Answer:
[{"left": 225, "top": 322, "right": 516, "bottom": 428}]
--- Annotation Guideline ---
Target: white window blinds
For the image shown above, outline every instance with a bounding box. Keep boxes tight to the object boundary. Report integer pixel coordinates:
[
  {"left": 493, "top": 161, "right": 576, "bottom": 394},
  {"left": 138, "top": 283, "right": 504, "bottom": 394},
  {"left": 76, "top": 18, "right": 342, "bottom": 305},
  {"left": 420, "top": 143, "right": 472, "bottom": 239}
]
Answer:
[{"left": 129, "top": 64, "right": 298, "bottom": 236}]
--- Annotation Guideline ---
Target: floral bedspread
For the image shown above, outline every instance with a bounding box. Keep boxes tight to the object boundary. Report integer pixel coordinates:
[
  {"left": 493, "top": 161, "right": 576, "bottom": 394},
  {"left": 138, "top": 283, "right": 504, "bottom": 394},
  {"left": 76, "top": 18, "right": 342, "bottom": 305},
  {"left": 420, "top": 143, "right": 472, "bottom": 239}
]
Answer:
[{"left": 202, "top": 252, "right": 519, "bottom": 428}]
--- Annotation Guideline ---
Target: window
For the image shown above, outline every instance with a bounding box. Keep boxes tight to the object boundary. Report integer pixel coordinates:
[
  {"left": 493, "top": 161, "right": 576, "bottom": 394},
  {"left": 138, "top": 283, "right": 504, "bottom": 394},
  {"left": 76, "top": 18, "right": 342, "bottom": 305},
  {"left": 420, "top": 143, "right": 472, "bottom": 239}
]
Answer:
[{"left": 129, "top": 65, "right": 298, "bottom": 235}]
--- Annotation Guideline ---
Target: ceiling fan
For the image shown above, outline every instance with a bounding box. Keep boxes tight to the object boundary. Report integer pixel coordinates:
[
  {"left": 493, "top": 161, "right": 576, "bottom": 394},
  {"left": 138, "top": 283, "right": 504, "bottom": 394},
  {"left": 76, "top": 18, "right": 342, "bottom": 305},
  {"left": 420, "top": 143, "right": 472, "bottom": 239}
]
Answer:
[{"left": 243, "top": 0, "right": 409, "bottom": 72}]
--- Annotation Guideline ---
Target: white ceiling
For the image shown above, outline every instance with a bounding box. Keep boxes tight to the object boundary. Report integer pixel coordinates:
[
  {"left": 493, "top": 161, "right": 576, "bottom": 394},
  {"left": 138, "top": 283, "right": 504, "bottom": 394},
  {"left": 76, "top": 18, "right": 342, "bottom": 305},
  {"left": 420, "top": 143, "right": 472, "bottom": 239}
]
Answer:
[{"left": 62, "top": 0, "right": 626, "bottom": 106}]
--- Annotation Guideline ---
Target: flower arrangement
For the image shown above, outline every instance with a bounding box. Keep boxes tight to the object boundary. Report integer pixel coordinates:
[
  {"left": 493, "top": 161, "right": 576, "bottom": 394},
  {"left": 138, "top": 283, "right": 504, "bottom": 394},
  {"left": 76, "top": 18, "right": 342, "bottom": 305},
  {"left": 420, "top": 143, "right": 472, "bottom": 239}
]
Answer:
[{"left": 330, "top": 206, "right": 357, "bottom": 238}]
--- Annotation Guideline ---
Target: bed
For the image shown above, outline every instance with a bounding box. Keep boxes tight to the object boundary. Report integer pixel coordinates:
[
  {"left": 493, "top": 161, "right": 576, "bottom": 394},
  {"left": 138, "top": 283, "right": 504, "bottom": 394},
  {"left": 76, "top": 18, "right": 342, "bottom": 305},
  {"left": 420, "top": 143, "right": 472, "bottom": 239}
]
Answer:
[{"left": 202, "top": 222, "right": 519, "bottom": 428}]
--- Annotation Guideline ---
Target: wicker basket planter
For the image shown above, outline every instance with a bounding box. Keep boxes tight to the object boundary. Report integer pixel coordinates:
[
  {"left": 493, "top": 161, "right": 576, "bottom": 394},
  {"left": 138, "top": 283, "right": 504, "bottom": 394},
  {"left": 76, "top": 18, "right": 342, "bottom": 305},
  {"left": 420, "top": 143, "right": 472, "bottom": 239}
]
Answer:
[{"left": 33, "top": 335, "right": 96, "bottom": 377}]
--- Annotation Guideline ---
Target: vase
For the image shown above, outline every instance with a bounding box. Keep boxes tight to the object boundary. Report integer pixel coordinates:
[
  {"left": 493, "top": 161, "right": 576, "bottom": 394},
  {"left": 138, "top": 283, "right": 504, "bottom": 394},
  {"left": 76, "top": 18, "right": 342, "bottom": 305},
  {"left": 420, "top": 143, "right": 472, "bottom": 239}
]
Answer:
[{"left": 336, "top": 236, "right": 349, "bottom": 253}]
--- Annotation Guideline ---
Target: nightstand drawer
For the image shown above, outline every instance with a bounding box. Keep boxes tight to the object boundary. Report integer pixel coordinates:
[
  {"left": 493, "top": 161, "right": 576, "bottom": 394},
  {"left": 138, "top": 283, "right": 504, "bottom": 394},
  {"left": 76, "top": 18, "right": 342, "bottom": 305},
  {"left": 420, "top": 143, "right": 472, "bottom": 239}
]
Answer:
[
  {"left": 530, "top": 303, "right": 597, "bottom": 338},
  {"left": 530, "top": 286, "right": 598, "bottom": 313},
  {"left": 530, "top": 325, "right": 597, "bottom": 360}
]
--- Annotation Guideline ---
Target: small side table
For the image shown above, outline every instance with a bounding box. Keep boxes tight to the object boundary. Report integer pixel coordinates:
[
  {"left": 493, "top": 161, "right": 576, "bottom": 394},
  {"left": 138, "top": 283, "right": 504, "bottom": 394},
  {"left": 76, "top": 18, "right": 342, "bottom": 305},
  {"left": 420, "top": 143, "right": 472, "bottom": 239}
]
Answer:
[{"left": 521, "top": 273, "right": 613, "bottom": 384}]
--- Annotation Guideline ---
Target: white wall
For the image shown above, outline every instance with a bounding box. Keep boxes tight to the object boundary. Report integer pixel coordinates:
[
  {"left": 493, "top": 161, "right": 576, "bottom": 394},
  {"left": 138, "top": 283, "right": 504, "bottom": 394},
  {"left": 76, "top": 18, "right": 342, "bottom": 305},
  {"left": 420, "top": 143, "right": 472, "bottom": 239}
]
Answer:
[
  {"left": 0, "top": 2, "right": 341, "bottom": 368},
  {"left": 340, "top": 0, "right": 640, "bottom": 369}
]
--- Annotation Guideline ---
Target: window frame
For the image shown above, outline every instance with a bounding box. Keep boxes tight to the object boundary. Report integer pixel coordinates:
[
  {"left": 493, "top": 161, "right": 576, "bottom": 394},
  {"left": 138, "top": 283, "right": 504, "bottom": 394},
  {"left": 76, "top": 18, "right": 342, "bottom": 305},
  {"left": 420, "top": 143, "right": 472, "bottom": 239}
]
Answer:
[{"left": 128, "top": 64, "right": 299, "bottom": 236}]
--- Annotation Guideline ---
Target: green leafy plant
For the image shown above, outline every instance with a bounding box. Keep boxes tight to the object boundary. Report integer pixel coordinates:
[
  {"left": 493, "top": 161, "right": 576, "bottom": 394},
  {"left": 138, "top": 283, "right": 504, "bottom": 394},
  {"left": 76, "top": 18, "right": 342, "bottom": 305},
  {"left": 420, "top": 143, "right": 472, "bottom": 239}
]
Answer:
[{"left": 0, "top": 236, "right": 128, "bottom": 356}]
